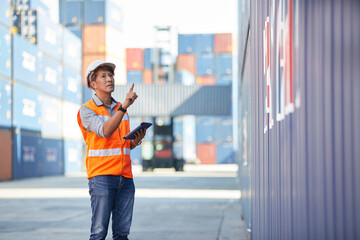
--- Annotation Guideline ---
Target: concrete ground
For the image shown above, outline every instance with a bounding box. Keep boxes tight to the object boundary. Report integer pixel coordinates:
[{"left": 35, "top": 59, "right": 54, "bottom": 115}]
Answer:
[{"left": 0, "top": 164, "right": 249, "bottom": 240}]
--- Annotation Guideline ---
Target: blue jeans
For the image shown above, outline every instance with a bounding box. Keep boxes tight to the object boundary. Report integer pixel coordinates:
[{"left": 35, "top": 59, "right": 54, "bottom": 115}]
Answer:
[{"left": 88, "top": 175, "right": 135, "bottom": 240}]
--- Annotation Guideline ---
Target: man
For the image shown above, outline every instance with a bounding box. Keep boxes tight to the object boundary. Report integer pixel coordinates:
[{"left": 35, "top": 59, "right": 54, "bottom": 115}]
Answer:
[{"left": 77, "top": 60, "right": 145, "bottom": 240}]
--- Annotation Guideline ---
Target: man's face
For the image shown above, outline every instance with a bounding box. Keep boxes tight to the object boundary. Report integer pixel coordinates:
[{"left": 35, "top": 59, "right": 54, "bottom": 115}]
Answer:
[{"left": 91, "top": 69, "right": 115, "bottom": 93}]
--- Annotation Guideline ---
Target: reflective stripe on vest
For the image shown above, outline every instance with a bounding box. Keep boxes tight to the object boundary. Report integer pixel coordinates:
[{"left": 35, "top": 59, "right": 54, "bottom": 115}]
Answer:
[{"left": 88, "top": 148, "right": 131, "bottom": 157}]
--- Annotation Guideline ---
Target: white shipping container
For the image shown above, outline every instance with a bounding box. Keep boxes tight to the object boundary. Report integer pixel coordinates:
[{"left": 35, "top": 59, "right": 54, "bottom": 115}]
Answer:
[{"left": 62, "top": 100, "right": 82, "bottom": 140}]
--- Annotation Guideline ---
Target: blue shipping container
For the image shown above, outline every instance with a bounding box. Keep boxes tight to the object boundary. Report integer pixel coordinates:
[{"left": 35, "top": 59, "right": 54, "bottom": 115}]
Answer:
[
  {"left": 176, "top": 70, "right": 195, "bottom": 85},
  {"left": 215, "top": 117, "right": 233, "bottom": 142},
  {"left": 0, "top": 0, "right": 11, "bottom": 27},
  {"left": 215, "top": 54, "right": 232, "bottom": 75},
  {"left": 84, "top": 0, "right": 123, "bottom": 31},
  {"left": 0, "top": 26, "right": 11, "bottom": 78},
  {"left": 216, "top": 75, "right": 232, "bottom": 85},
  {"left": 0, "top": 78, "right": 12, "bottom": 127},
  {"left": 13, "top": 0, "right": 50, "bottom": 15},
  {"left": 12, "top": 131, "right": 42, "bottom": 179},
  {"left": 127, "top": 70, "right": 142, "bottom": 84},
  {"left": 173, "top": 117, "right": 183, "bottom": 141},
  {"left": 41, "top": 95, "right": 62, "bottom": 138},
  {"left": 63, "top": 67, "right": 82, "bottom": 104},
  {"left": 173, "top": 142, "right": 183, "bottom": 159},
  {"left": 38, "top": 54, "right": 63, "bottom": 97},
  {"left": 83, "top": 83, "right": 94, "bottom": 103},
  {"left": 196, "top": 116, "right": 215, "bottom": 143},
  {"left": 40, "top": 138, "right": 64, "bottom": 176},
  {"left": 131, "top": 146, "right": 142, "bottom": 165},
  {"left": 13, "top": 83, "right": 42, "bottom": 131},
  {"left": 196, "top": 54, "right": 214, "bottom": 76},
  {"left": 60, "top": 0, "right": 83, "bottom": 25},
  {"left": 143, "top": 48, "right": 153, "bottom": 69},
  {"left": 195, "top": 34, "right": 214, "bottom": 54},
  {"left": 66, "top": 25, "right": 82, "bottom": 39},
  {"left": 178, "top": 34, "right": 195, "bottom": 54},
  {"left": 216, "top": 143, "right": 235, "bottom": 164},
  {"left": 37, "top": 13, "right": 62, "bottom": 61},
  {"left": 63, "top": 27, "right": 82, "bottom": 71},
  {"left": 64, "top": 139, "right": 83, "bottom": 174},
  {"left": 13, "top": 34, "right": 41, "bottom": 87},
  {"left": 12, "top": 10, "right": 37, "bottom": 44}
]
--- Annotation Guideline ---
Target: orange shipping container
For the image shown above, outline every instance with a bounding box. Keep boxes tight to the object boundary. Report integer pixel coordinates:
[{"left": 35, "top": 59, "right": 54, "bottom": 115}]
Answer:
[
  {"left": 214, "top": 33, "right": 232, "bottom": 54},
  {"left": 126, "top": 48, "right": 144, "bottom": 70},
  {"left": 82, "top": 25, "right": 125, "bottom": 58},
  {"left": 143, "top": 69, "right": 153, "bottom": 84},
  {"left": 196, "top": 143, "right": 216, "bottom": 164},
  {"left": 177, "top": 54, "right": 196, "bottom": 76},
  {"left": 196, "top": 76, "right": 215, "bottom": 85},
  {"left": 0, "top": 129, "right": 12, "bottom": 180}
]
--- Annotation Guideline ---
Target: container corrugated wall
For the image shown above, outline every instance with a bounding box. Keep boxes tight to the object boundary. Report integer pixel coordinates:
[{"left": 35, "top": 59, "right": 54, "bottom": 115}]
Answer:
[{"left": 237, "top": 0, "right": 360, "bottom": 239}]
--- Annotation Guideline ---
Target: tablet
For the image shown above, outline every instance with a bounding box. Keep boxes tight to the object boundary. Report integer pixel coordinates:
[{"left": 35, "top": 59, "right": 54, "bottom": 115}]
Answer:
[{"left": 123, "top": 122, "right": 152, "bottom": 140}]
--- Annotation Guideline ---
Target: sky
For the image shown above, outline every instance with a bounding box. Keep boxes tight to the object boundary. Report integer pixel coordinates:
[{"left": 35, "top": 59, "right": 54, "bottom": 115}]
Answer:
[{"left": 121, "top": 0, "right": 238, "bottom": 48}]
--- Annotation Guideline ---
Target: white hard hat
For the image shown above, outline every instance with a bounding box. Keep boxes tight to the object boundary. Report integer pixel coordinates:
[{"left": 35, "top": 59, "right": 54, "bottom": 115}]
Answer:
[{"left": 86, "top": 60, "right": 116, "bottom": 89}]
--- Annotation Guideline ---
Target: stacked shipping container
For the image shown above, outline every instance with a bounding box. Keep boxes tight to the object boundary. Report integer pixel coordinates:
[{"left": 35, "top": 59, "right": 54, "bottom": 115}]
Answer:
[
  {"left": 0, "top": 0, "right": 84, "bottom": 179},
  {"left": 177, "top": 33, "right": 233, "bottom": 86}
]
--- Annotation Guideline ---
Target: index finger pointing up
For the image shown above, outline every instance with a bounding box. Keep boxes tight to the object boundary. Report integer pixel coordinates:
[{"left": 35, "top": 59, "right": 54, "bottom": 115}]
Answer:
[{"left": 129, "top": 83, "right": 134, "bottom": 92}]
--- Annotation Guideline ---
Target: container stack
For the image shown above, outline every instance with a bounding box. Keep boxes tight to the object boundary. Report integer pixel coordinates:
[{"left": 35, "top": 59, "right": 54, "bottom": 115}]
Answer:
[
  {"left": 176, "top": 33, "right": 233, "bottom": 86},
  {"left": 0, "top": 0, "right": 12, "bottom": 180},
  {"left": 0, "top": 0, "right": 85, "bottom": 180}
]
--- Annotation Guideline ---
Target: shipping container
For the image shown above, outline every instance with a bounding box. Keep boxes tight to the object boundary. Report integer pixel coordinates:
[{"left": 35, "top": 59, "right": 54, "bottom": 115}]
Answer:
[
  {"left": 196, "top": 116, "right": 215, "bottom": 142},
  {"left": 215, "top": 54, "right": 232, "bottom": 75},
  {"left": 196, "top": 76, "right": 215, "bottom": 85},
  {"left": 40, "top": 137, "right": 64, "bottom": 176},
  {"left": 142, "top": 69, "right": 153, "bottom": 84},
  {"left": 0, "top": 25, "right": 11, "bottom": 78},
  {"left": 237, "top": 0, "right": 360, "bottom": 239},
  {"left": 215, "top": 116, "right": 233, "bottom": 143},
  {"left": 0, "top": 128, "right": 12, "bottom": 180},
  {"left": 0, "top": 0, "right": 11, "bottom": 27},
  {"left": 176, "top": 70, "right": 195, "bottom": 85},
  {"left": 12, "top": 130, "right": 42, "bottom": 179},
  {"left": 12, "top": 31, "right": 41, "bottom": 87},
  {"left": 41, "top": 94, "right": 62, "bottom": 138},
  {"left": 182, "top": 115, "right": 196, "bottom": 162},
  {"left": 65, "top": 24, "right": 82, "bottom": 39},
  {"left": 214, "top": 33, "right": 232, "bottom": 54},
  {"left": 131, "top": 146, "right": 142, "bottom": 165},
  {"left": 216, "top": 75, "right": 232, "bottom": 85},
  {"left": 37, "top": 12, "right": 62, "bottom": 61},
  {"left": 195, "top": 34, "right": 214, "bottom": 54},
  {"left": 63, "top": 66, "right": 82, "bottom": 104},
  {"left": 63, "top": 27, "right": 82, "bottom": 71},
  {"left": 176, "top": 54, "right": 196, "bottom": 76},
  {"left": 178, "top": 34, "right": 195, "bottom": 54},
  {"left": 83, "top": 54, "right": 126, "bottom": 85},
  {"left": 38, "top": 54, "right": 63, "bottom": 98},
  {"left": 12, "top": 0, "right": 50, "bottom": 17},
  {"left": 63, "top": 139, "right": 83, "bottom": 174},
  {"left": 173, "top": 117, "right": 183, "bottom": 141},
  {"left": 83, "top": 83, "right": 94, "bottom": 103},
  {"left": 13, "top": 83, "right": 42, "bottom": 131},
  {"left": 126, "top": 70, "right": 142, "bottom": 84},
  {"left": 196, "top": 54, "right": 214, "bottom": 76},
  {"left": 126, "top": 48, "right": 143, "bottom": 70},
  {"left": 216, "top": 143, "right": 235, "bottom": 164},
  {"left": 196, "top": 143, "right": 216, "bottom": 164},
  {"left": 12, "top": 9, "right": 37, "bottom": 44},
  {"left": 0, "top": 78, "right": 12, "bottom": 128},
  {"left": 62, "top": 100, "right": 82, "bottom": 140},
  {"left": 83, "top": 25, "right": 125, "bottom": 58},
  {"left": 143, "top": 48, "right": 153, "bottom": 69},
  {"left": 84, "top": 0, "right": 123, "bottom": 31},
  {"left": 60, "top": 0, "right": 83, "bottom": 25}
]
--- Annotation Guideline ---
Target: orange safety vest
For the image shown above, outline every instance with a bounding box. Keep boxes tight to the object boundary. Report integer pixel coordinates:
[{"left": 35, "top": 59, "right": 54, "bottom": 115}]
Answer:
[{"left": 77, "top": 99, "right": 133, "bottom": 179}]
